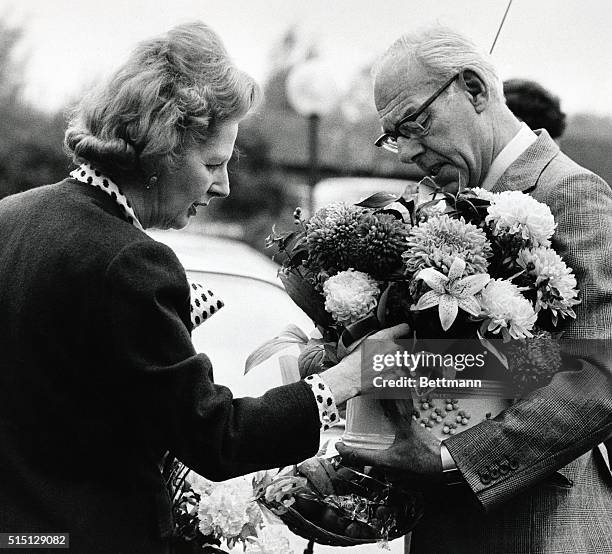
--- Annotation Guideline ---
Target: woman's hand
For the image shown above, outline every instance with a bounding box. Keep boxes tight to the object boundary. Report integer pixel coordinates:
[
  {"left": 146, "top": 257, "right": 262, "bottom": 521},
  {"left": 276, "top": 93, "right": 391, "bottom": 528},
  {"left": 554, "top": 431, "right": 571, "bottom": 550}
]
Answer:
[{"left": 318, "top": 323, "right": 411, "bottom": 405}]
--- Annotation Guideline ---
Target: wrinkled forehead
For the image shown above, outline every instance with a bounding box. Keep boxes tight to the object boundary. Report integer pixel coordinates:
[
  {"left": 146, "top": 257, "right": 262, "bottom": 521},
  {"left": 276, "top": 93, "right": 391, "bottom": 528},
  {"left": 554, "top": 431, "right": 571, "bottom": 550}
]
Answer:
[{"left": 373, "top": 53, "right": 435, "bottom": 129}]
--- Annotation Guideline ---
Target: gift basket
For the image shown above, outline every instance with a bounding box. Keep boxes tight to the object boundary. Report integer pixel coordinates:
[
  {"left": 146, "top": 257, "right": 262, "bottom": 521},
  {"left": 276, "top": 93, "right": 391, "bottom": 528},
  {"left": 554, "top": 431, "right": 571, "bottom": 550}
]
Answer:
[{"left": 255, "top": 455, "right": 424, "bottom": 547}]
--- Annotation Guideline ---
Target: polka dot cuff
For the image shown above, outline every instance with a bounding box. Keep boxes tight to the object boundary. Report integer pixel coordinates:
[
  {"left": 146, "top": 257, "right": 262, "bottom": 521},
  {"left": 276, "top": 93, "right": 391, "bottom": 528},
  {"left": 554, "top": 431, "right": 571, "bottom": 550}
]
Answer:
[
  {"left": 304, "top": 374, "right": 340, "bottom": 431},
  {"left": 70, "top": 163, "right": 223, "bottom": 330}
]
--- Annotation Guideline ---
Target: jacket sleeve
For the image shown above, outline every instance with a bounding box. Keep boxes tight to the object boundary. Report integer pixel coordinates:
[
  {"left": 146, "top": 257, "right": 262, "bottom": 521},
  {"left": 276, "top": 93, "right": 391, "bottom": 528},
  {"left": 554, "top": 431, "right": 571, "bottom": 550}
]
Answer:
[
  {"left": 104, "top": 239, "right": 320, "bottom": 480},
  {"left": 445, "top": 171, "right": 612, "bottom": 511}
]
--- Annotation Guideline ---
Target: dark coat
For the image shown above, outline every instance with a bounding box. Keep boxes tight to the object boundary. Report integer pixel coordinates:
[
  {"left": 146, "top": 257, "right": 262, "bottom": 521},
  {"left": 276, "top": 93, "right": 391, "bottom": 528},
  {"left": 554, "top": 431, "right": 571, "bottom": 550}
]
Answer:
[{"left": 0, "top": 179, "right": 320, "bottom": 553}]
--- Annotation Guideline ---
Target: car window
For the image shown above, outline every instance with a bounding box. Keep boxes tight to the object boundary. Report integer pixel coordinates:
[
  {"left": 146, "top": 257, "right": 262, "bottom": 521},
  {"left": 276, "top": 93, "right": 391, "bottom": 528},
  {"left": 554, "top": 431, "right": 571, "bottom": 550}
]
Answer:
[{"left": 188, "top": 271, "right": 314, "bottom": 398}]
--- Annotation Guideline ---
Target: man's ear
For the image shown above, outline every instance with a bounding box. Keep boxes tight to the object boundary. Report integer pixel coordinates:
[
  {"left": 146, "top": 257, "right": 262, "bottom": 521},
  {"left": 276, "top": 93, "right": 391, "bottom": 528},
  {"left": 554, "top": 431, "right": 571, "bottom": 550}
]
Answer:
[{"left": 460, "top": 69, "right": 488, "bottom": 113}]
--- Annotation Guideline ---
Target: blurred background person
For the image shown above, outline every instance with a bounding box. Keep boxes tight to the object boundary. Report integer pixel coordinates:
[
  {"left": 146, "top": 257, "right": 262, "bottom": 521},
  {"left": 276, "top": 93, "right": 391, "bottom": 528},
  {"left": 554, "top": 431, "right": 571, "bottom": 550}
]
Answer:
[{"left": 504, "top": 78, "right": 566, "bottom": 141}]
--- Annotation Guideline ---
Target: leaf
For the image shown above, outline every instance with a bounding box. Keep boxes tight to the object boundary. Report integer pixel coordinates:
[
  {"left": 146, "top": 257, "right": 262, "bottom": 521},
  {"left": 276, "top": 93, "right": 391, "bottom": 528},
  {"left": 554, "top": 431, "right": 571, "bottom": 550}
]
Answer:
[
  {"left": 279, "top": 270, "right": 334, "bottom": 327},
  {"left": 297, "top": 341, "right": 326, "bottom": 378},
  {"left": 245, "top": 324, "right": 309, "bottom": 373},
  {"left": 354, "top": 191, "right": 400, "bottom": 208},
  {"left": 374, "top": 208, "right": 405, "bottom": 220},
  {"left": 376, "top": 282, "right": 394, "bottom": 327},
  {"left": 477, "top": 330, "right": 508, "bottom": 368},
  {"left": 398, "top": 197, "right": 416, "bottom": 225},
  {"left": 337, "top": 314, "right": 380, "bottom": 359}
]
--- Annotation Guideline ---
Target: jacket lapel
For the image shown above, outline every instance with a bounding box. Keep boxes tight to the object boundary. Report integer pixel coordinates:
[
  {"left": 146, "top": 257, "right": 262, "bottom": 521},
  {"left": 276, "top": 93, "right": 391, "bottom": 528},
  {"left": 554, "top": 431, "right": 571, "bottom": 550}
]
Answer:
[{"left": 491, "top": 130, "right": 559, "bottom": 193}]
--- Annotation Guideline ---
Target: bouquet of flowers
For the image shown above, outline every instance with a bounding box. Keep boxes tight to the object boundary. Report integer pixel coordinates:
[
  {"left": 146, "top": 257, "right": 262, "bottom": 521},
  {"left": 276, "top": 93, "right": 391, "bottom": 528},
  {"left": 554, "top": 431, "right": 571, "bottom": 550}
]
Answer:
[
  {"left": 246, "top": 180, "right": 580, "bottom": 544},
  {"left": 248, "top": 180, "right": 579, "bottom": 391},
  {"left": 166, "top": 459, "right": 293, "bottom": 554}
]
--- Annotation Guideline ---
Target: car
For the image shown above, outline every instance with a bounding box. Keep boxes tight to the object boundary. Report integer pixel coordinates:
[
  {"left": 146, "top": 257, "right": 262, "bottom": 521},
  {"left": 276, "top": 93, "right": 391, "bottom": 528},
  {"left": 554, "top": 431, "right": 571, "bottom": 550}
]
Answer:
[{"left": 148, "top": 229, "right": 313, "bottom": 398}]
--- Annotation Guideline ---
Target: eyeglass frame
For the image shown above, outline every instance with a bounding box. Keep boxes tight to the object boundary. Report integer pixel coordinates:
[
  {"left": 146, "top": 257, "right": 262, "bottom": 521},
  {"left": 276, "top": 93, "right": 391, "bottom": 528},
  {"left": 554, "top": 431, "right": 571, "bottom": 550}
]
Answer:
[{"left": 374, "top": 72, "right": 462, "bottom": 152}]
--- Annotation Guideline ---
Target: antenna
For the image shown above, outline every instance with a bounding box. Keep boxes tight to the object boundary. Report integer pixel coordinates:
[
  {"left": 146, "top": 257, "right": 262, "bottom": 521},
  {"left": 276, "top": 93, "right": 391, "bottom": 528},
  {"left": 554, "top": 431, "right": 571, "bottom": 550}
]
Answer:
[{"left": 489, "top": 0, "right": 514, "bottom": 54}]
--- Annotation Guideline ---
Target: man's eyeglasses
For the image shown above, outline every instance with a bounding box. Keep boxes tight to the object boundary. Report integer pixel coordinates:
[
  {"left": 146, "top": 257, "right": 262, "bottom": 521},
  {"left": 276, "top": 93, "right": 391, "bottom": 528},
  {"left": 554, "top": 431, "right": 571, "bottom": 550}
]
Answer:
[{"left": 374, "top": 72, "right": 461, "bottom": 153}]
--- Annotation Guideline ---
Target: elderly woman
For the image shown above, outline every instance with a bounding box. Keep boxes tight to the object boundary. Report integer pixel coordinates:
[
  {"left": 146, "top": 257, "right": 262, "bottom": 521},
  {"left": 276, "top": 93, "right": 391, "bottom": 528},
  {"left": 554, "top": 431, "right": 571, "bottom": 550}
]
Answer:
[{"left": 0, "top": 22, "right": 405, "bottom": 554}]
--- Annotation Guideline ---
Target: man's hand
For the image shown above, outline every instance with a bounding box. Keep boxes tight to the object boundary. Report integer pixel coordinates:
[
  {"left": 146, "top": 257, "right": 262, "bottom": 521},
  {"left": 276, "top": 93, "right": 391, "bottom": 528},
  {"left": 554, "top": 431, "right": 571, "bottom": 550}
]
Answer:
[{"left": 336, "top": 418, "right": 443, "bottom": 478}]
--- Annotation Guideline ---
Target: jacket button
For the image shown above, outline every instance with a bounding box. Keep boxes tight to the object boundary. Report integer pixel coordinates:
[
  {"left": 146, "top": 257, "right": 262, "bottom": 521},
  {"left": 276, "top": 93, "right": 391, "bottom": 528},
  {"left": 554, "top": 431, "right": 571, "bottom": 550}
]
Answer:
[
  {"left": 509, "top": 458, "right": 519, "bottom": 470},
  {"left": 478, "top": 469, "right": 491, "bottom": 484},
  {"left": 499, "top": 461, "right": 510, "bottom": 474},
  {"left": 490, "top": 467, "right": 500, "bottom": 479}
]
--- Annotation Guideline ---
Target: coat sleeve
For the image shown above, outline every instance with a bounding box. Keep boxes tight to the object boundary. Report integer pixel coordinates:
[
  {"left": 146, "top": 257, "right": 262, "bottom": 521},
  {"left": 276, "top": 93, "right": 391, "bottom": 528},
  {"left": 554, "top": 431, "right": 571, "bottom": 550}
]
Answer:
[
  {"left": 444, "top": 171, "right": 612, "bottom": 511},
  {"left": 104, "top": 239, "right": 320, "bottom": 480}
]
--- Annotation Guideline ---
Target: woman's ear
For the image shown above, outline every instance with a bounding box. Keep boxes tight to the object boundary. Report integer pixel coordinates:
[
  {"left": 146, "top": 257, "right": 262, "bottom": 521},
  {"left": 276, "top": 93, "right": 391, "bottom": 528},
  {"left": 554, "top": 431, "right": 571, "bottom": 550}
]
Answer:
[{"left": 459, "top": 69, "right": 488, "bottom": 113}]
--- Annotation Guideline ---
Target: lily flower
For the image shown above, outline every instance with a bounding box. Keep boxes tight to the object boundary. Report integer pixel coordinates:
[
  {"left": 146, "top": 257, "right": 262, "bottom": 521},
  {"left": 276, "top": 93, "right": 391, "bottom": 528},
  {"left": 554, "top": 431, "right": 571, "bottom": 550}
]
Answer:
[{"left": 413, "top": 257, "right": 490, "bottom": 331}]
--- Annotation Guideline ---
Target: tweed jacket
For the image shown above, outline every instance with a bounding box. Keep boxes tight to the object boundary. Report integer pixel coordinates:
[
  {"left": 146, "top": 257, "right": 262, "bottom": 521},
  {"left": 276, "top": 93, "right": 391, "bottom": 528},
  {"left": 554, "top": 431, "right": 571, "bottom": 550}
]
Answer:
[
  {"left": 0, "top": 180, "right": 320, "bottom": 554},
  {"left": 409, "top": 131, "right": 612, "bottom": 554}
]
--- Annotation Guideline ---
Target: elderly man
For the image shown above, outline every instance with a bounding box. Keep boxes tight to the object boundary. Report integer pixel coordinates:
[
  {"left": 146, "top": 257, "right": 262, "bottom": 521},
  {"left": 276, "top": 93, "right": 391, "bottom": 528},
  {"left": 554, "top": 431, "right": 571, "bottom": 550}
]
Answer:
[{"left": 338, "top": 26, "right": 612, "bottom": 553}]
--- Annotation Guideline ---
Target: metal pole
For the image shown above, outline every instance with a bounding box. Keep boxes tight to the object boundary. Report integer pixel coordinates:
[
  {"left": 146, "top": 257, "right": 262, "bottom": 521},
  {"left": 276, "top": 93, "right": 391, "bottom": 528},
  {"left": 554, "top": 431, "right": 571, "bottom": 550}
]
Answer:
[{"left": 308, "top": 113, "right": 320, "bottom": 215}]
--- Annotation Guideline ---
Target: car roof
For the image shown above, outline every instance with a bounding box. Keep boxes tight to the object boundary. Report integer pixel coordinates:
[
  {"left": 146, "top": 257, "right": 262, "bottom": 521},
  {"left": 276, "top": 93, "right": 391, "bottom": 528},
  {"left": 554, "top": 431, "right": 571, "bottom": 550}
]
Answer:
[
  {"left": 148, "top": 230, "right": 281, "bottom": 287},
  {"left": 312, "top": 177, "right": 418, "bottom": 211}
]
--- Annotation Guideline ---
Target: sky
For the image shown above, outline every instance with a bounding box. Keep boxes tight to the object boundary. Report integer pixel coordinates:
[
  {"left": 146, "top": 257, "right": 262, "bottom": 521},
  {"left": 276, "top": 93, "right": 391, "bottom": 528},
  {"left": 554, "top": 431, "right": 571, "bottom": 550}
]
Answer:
[{"left": 1, "top": 0, "right": 611, "bottom": 116}]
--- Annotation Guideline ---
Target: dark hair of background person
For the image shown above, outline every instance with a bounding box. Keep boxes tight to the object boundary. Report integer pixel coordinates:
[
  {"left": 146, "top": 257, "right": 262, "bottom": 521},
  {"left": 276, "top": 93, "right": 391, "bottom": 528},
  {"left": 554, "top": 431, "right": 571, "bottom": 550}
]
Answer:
[{"left": 503, "top": 78, "right": 566, "bottom": 139}]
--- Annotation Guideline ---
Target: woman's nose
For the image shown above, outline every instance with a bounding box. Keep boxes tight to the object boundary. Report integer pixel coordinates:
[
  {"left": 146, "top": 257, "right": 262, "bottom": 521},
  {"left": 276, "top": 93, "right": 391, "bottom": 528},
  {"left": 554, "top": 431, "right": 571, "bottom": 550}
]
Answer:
[{"left": 210, "top": 168, "right": 230, "bottom": 198}]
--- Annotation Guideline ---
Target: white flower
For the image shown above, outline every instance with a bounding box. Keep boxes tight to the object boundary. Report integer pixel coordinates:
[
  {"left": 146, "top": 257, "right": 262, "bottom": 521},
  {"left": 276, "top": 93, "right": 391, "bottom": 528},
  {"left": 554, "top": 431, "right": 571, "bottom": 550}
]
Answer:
[
  {"left": 197, "top": 476, "right": 262, "bottom": 540},
  {"left": 517, "top": 247, "right": 580, "bottom": 324},
  {"left": 486, "top": 190, "right": 556, "bottom": 247},
  {"left": 469, "top": 188, "right": 497, "bottom": 202},
  {"left": 479, "top": 279, "right": 537, "bottom": 340},
  {"left": 412, "top": 257, "right": 490, "bottom": 331},
  {"left": 323, "top": 269, "right": 380, "bottom": 325},
  {"left": 245, "top": 526, "right": 294, "bottom": 554}
]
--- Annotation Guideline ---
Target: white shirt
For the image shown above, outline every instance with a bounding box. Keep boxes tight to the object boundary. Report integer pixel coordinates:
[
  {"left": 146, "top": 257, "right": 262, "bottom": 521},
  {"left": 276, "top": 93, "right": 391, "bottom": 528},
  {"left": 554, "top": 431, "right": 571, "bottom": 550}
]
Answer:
[{"left": 481, "top": 123, "right": 537, "bottom": 191}]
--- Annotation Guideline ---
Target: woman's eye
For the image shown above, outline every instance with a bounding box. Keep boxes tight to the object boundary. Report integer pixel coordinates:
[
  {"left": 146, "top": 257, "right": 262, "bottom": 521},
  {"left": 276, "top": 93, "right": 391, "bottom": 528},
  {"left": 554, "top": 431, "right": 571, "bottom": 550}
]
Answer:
[{"left": 205, "top": 163, "right": 224, "bottom": 170}]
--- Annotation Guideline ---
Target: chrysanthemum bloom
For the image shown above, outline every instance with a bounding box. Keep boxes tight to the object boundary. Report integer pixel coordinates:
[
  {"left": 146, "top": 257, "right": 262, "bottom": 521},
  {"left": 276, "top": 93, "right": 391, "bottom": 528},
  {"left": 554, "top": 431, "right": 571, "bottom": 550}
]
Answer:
[
  {"left": 197, "top": 476, "right": 263, "bottom": 539},
  {"left": 412, "top": 257, "right": 490, "bottom": 331},
  {"left": 504, "top": 329, "right": 562, "bottom": 392},
  {"left": 486, "top": 191, "right": 556, "bottom": 248},
  {"left": 306, "top": 204, "right": 409, "bottom": 276},
  {"left": 305, "top": 203, "right": 363, "bottom": 271},
  {"left": 479, "top": 279, "right": 537, "bottom": 340},
  {"left": 356, "top": 212, "right": 410, "bottom": 277},
  {"left": 403, "top": 214, "right": 492, "bottom": 276},
  {"left": 517, "top": 247, "right": 580, "bottom": 324},
  {"left": 323, "top": 269, "right": 380, "bottom": 325}
]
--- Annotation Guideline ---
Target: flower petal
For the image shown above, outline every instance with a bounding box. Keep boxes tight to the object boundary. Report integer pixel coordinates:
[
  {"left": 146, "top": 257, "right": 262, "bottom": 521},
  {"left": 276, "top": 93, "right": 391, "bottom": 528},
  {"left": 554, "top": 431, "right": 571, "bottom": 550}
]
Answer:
[
  {"left": 458, "top": 295, "right": 482, "bottom": 317},
  {"left": 416, "top": 267, "right": 448, "bottom": 293},
  {"left": 452, "top": 273, "right": 490, "bottom": 297},
  {"left": 438, "top": 294, "right": 459, "bottom": 331},
  {"left": 447, "top": 257, "right": 466, "bottom": 281},
  {"left": 414, "top": 290, "right": 442, "bottom": 311}
]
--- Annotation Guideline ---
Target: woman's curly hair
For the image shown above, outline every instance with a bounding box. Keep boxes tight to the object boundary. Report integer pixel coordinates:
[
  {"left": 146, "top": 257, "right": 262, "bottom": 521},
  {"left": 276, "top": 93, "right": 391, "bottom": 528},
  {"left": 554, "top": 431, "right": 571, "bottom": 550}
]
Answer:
[{"left": 64, "top": 21, "right": 260, "bottom": 179}]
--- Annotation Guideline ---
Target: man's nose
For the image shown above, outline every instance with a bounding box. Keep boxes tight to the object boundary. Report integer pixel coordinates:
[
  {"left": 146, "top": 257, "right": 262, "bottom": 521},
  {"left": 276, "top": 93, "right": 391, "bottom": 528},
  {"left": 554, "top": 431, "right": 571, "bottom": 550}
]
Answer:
[{"left": 397, "top": 136, "right": 425, "bottom": 165}]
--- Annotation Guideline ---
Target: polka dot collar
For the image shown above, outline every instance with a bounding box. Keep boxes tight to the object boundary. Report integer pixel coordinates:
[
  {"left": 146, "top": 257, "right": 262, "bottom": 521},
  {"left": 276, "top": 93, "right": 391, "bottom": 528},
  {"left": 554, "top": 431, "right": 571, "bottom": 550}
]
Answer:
[
  {"left": 70, "top": 163, "right": 224, "bottom": 330},
  {"left": 70, "top": 163, "right": 143, "bottom": 230}
]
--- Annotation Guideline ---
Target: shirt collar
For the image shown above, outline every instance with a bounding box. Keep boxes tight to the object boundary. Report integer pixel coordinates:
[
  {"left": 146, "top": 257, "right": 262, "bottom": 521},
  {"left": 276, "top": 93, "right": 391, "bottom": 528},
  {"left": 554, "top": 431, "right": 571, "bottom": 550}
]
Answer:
[
  {"left": 69, "top": 162, "right": 223, "bottom": 330},
  {"left": 70, "top": 162, "right": 144, "bottom": 231},
  {"left": 481, "top": 123, "right": 538, "bottom": 191}
]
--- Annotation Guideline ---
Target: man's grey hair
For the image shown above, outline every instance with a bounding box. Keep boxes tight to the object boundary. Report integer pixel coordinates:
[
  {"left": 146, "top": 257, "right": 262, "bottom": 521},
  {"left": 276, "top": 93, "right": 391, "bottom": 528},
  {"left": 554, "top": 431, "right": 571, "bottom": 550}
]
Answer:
[{"left": 372, "top": 26, "right": 504, "bottom": 101}]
